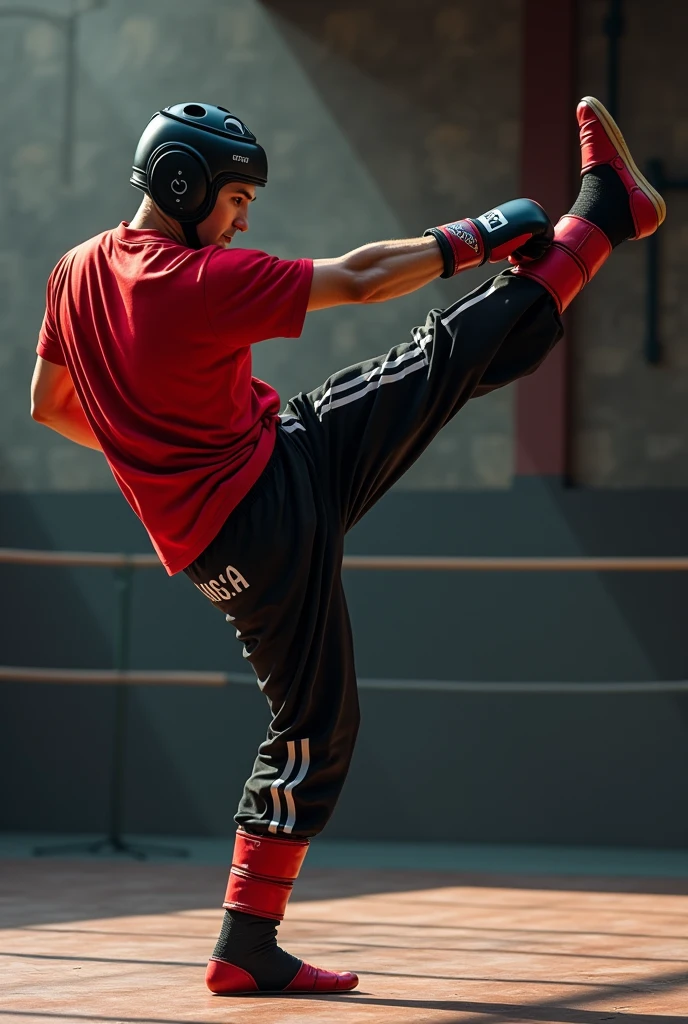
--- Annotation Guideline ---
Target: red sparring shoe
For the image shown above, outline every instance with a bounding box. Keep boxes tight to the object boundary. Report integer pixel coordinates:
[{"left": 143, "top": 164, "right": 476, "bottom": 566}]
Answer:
[
  {"left": 206, "top": 829, "right": 359, "bottom": 995},
  {"left": 206, "top": 956, "right": 359, "bottom": 995},
  {"left": 577, "top": 95, "right": 665, "bottom": 239},
  {"left": 511, "top": 96, "right": 666, "bottom": 313}
]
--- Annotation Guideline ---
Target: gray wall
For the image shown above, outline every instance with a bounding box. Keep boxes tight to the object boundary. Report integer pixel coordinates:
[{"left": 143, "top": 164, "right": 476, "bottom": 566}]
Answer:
[
  {"left": 2, "top": 484, "right": 688, "bottom": 846},
  {"left": 1, "top": 0, "right": 688, "bottom": 847}
]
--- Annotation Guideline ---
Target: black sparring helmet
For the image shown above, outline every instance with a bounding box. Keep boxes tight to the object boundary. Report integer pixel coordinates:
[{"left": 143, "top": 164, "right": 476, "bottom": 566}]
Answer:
[{"left": 130, "top": 102, "right": 268, "bottom": 246}]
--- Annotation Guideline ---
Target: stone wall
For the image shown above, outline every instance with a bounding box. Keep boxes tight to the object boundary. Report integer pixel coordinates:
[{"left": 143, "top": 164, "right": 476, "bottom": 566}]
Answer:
[
  {"left": 4, "top": 0, "right": 684, "bottom": 493},
  {"left": 0, "top": 0, "right": 520, "bottom": 494}
]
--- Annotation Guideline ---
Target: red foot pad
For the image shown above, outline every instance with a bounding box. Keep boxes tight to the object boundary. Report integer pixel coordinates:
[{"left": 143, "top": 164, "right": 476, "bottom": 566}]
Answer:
[
  {"left": 206, "top": 958, "right": 258, "bottom": 994},
  {"left": 284, "top": 961, "right": 359, "bottom": 993},
  {"left": 577, "top": 96, "right": 665, "bottom": 240},
  {"left": 206, "top": 956, "right": 359, "bottom": 995}
]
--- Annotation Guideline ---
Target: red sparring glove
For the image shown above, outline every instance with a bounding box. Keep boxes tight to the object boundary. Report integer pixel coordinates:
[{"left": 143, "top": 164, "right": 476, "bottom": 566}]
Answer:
[{"left": 424, "top": 198, "right": 554, "bottom": 278}]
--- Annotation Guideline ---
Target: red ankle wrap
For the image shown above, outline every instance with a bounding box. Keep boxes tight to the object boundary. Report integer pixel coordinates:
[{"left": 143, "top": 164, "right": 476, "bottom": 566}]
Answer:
[
  {"left": 223, "top": 828, "right": 309, "bottom": 921},
  {"left": 510, "top": 214, "right": 612, "bottom": 313}
]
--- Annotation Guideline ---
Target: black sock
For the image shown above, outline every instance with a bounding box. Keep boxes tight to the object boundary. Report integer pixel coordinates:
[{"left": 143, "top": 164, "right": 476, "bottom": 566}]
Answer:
[
  {"left": 568, "top": 163, "right": 634, "bottom": 247},
  {"left": 212, "top": 909, "right": 302, "bottom": 991}
]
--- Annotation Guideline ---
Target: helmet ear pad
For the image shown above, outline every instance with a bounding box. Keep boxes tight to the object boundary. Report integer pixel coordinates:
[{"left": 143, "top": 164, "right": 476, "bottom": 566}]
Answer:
[{"left": 147, "top": 144, "right": 211, "bottom": 222}]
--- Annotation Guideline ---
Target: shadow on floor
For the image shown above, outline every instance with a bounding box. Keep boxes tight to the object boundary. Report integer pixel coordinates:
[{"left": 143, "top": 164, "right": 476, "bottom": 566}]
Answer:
[{"left": 2, "top": 856, "right": 687, "bottom": 930}]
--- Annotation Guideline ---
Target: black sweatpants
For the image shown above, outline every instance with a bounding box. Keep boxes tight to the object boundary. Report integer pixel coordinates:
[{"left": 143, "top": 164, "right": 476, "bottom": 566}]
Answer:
[{"left": 184, "top": 272, "right": 562, "bottom": 840}]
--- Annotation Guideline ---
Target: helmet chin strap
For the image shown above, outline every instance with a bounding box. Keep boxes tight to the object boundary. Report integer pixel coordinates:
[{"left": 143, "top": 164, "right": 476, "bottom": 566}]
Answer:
[{"left": 182, "top": 221, "right": 202, "bottom": 249}]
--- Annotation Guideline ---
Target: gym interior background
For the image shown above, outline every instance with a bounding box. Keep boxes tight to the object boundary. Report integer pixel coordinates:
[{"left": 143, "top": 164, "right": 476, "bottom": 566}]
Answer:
[{"left": 1, "top": 0, "right": 687, "bottom": 848}]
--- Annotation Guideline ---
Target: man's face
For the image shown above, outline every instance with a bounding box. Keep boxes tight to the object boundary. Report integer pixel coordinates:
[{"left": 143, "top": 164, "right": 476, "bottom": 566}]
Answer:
[{"left": 196, "top": 180, "right": 256, "bottom": 248}]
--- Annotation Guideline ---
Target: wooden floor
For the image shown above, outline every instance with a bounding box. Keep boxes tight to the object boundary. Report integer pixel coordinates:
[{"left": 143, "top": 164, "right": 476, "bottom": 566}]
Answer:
[{"left": 2, "top": 857, "right": 688, "bottom": 1023}]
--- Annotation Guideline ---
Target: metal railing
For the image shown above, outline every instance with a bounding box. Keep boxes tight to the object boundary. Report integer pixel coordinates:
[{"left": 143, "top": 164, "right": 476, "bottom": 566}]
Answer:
[
  {"left": 2, "top": 545, "right": 688, "bottom": 691},
  {"left": 4, "top": 547, "right": 688, "bottom": 572},
  {"left": 3, "top": 544, "right": 688, "bottom": 857}
]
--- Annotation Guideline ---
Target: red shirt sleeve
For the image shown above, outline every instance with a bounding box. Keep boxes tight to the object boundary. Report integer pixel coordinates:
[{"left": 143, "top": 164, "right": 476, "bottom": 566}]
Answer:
[
  {"left": 203, "top": 247, "right": 313, "bottom": 347},
  {"left": 36, "top": 273, "right": 66, "bottom": 366}
]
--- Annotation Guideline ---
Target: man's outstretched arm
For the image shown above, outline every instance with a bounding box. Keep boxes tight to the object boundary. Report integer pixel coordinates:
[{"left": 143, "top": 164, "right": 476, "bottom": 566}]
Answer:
[
  {"left": 308, "top": 236, "right": 443, "bottom": 310},
  {"left": 31, "top": 357, "right": 102, "bottom": 450},
  {"left": 307, "top": 199, "right": 554, "bottom": 312}
]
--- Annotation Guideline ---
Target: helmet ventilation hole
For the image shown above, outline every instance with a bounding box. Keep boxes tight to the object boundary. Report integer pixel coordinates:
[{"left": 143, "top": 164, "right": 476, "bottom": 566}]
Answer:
[
  {"left": 224, "top": 116, "right": 245, "bottom": 134},
  {"left": 183, "top": 104, "right": 207, "bottom": 118}
]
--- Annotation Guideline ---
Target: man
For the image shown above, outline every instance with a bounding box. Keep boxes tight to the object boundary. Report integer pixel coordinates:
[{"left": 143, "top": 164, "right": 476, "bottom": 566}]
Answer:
[{"left": 31, "top": 97, "right": 664, "bottom": 995}]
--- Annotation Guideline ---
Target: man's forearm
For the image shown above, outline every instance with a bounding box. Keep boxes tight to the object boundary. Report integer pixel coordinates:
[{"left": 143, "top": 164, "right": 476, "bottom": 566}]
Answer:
[
  {"left": 37, "top": 396, "right": 102, "bottom": 451},
  {"left": 350, "top": 198, "right": 554, "bottom": 304},
  {"left": 344, "top": 236, "right": 444, "bottom": 303},
  {"left": 310, "top": 199, "right": 555, "bottom": 312}
]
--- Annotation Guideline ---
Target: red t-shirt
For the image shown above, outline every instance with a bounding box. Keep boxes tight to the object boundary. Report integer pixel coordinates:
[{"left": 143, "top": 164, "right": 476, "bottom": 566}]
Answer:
[{"left": 37, "top": 223, "right": 313, "bottom": 574}]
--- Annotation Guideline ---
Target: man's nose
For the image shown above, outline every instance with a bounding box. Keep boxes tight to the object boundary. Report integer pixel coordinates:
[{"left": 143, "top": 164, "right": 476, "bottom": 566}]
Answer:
[{"left": 233, "top": 213, "right": 249, "bottom": 232}]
